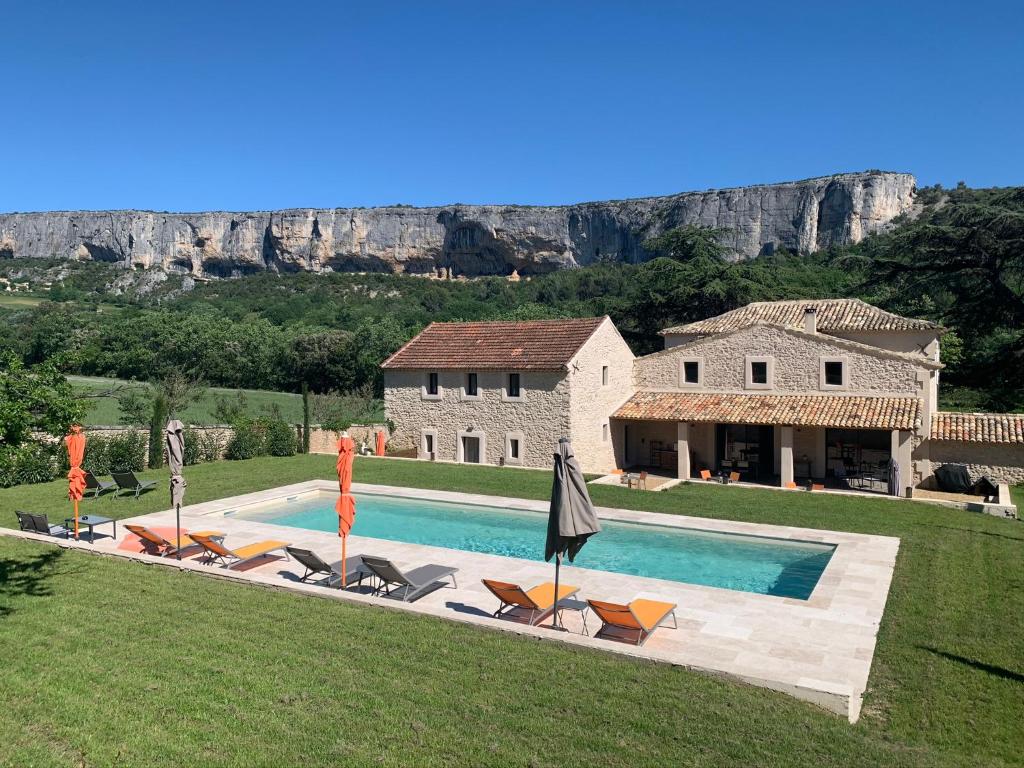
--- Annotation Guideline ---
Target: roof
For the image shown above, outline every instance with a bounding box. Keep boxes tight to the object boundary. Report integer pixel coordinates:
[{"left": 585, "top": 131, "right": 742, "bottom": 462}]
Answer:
[
  {"left": 931, "top": 412, "right": 1024, "bottom": 444},
  {"left": 381, "top": 317, "right": 607, "bottom": 371},
  {"left": 613, "top": 391, "right": 922, "bottom": 431},
  {"left": 639, "top": 321, "right": 942, "bottom": 369},
  {"left": 660, "top": 299, "right": 943, "bottom": 335}
]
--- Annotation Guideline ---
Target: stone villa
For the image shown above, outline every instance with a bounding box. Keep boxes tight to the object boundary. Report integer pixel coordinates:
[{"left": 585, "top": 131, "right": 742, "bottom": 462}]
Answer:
[{"left": 382, "top": 299, "right": 1024, "bottom": 492}]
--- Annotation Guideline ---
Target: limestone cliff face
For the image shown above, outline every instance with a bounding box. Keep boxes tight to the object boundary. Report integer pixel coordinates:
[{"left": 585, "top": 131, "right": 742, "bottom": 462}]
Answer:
[{"left": 0, "top": 171, "right": 915, "bottom": 278}]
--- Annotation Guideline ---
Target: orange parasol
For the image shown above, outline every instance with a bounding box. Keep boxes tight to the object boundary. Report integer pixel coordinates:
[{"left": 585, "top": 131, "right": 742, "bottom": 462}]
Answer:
[
  {"left": 65, "top": 425, "right": 86, "bottom": 539},
  {"left": 375, "top": 430, "right": 386, "bottom": 457},
  {"left": 335, "top": 435, "right": 357, "bottom": 586}
]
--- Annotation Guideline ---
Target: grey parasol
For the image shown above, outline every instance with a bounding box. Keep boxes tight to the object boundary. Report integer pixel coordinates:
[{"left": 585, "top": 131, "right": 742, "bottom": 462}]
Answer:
[
  {"left": 545, "top": 438, "right": 601, "bottom": 629},
  {"left": 165, "top": 420, "right": 187, "bottom": 559},
  {"left": 887, "top": 456, "right": 901, "bottom": 497}
]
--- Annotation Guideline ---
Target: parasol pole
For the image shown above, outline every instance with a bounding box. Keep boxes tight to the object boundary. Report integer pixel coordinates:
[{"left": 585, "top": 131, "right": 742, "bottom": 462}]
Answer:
[
  {"left": 73, "top": 498, "right": 79, "bottom": 540},
  {"left": 552, "top": 550, "right": 562, "bottom": 629},
  {"left": 175, "top": 501, "right": 181, "bottom": 561},
  {"left": 341, "top": 532, "right": 347, "bottom": 589}
]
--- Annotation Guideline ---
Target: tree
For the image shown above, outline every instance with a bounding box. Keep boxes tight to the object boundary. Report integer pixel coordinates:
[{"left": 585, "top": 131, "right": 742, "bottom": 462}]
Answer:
[
  {"left": 643, "top": 225, "right": 731, "bottom": 262},
  {"left": 0, "top": 352, "right": 86, "bottom": 447},
  {"left": 148, "top": 391, "right": 168, "bottom": 469}
]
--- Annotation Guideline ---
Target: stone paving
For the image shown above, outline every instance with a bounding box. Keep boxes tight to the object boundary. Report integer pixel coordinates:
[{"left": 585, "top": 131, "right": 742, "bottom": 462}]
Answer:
[{"left": 4, "top": 480, "right": 899, "bottom": 722}]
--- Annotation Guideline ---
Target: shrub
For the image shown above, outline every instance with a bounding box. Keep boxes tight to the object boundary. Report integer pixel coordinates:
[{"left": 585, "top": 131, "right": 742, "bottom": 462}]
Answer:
[
  {"left": 82, "top": 431, "right": 147, "bottom": 475},
  {"left": 265, "top": 419, "right": 297, "bottom": 457},
  {"left": 148, "top": 393, "right": 168, "bottom": 469},
  {"left": 197, "top": 429, "right": 227, "bottom": 462},
  {"left": 0, "top": 442, "right": 61, "bottom": 488},
  {"left": 224, "top": 420, "right": 267, "bottom": 460},
  {"left": 183, "top": 428, "right": 202, "bottom": 466}
]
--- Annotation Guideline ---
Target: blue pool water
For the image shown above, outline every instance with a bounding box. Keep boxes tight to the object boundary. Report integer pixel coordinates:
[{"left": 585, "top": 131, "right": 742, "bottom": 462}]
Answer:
[{"left": 235, "top": 493, "right": 835, "bottom": 599}]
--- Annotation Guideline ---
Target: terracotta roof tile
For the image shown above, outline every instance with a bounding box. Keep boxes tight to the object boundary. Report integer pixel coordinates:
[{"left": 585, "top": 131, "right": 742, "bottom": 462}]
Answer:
[
  {"left": 931, "top": 412, "right": 1024, "bottom": 444},
  {"left": 661, "top": 299, "right": 942, "bottom": 335},
  {"left": 614, "top": 391, "right": 922, "bottom": 430},
  {"left": 382, "top": 317, "right": 606, "bottom": 370}
]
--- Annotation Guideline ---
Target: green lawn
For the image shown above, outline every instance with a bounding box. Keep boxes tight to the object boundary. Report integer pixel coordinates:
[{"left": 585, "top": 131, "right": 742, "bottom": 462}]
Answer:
[
  {"left": 69, "top": 375, "right": 306, "bottom": 425},
  {"left": 1, "top": 457, "right": 1022, "bottom": 767},
  {"left": 0, "top": 293, "right": 44, "bottom": 308}
]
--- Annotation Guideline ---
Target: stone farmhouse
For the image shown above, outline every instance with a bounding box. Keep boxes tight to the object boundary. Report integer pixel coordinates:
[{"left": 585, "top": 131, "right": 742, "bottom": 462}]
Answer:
[{"left": 382, "top": 299, "right": 1024, "bottom": 493}]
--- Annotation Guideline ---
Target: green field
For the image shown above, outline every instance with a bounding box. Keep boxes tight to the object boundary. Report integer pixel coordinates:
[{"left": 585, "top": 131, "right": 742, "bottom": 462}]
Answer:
[
  {"left": 69, "top": 375, "right": 307, "bottom": 425},
  {"left": 0, "top": 293, "right": 44, "bottom": 308},
  {"left": 1, "top": 457, "right": 1022, "bottom": 767}
]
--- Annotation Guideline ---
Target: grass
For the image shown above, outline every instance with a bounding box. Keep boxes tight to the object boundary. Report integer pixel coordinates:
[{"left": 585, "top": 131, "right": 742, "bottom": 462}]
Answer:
[
  {"left": 1, "top": 456, "right": 1023, "bottom": 767},
  {"left": 0, "top": 293, "right": 44, "bottom": 308},
  {"left": 69, "top": 375, "right": 306, "bottom": 425}
]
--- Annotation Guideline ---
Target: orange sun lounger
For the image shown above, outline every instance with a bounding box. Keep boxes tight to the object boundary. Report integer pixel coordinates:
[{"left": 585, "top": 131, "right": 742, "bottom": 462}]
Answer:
[
  {"left": 587, "top": 598, "right": 678, "bottom": 645},
  {"left": 124, "top": 524, "right": 224, "bottom": 557},
  {"left": 482, "top": 579, "right": 580, "bottom": 626},
  {"left": 190, "top": 533, "right": 291, "bottom": 570}
]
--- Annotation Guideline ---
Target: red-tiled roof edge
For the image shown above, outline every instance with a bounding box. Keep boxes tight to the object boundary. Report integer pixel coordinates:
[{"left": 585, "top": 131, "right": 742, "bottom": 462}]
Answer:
[
  {"left": 380, "top": 321, "right": 438, "bottom": 369},
  {"left": 639, "top": 321, "right": 942, "bottom": 369}
]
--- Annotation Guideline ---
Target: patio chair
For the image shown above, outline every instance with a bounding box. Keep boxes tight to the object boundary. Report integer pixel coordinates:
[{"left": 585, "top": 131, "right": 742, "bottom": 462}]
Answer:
[
  {"left": 481, "top": 579, "right": 580, "bottom": 626},
  {"left": 699, "top": 469, "right": 712, "bottom": 481},
  {"left": 587, "top": 597, "right": 678, "bottom": 646},
  {"left": 636, "top": 471, "right": 648, "bottom": 490},
  {"left": 284, "top": 546, "right": 372, "bottom": 588},
  {"left": 84, "top": 471, "right": 116, "bottom": 498},
  {"left": 190, "top": 533, "right": 290, "bottom": 570},
  {"left": 16, "top": 511, "right": 70, "bottom": 538},
  {"left": 359, "top": 555, "right": 458, "bottom": 602},
  {"left": 111, "top": 471, "right": 157, "bottom": 499},
  {"left": 124, "top": 524, "right": 225, "bottom": 558},
  {"left": 728, "top": 471, "right": 741, "bottom": 483}
]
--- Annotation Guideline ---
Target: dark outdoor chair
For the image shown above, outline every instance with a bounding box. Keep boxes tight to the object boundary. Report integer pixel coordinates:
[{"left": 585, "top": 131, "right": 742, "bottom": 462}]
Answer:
[
  {"left": 84, "top": 470, "right": 116, "bottom": 498},
  {"left": 359, "top": 555, "right": 458, "bottom": 602},
  {"left": 285, "top": 546, "right": 373, "bottom": 588},
  {"left": 15, "top": 510, "right": 70, "bottom": 538},
  {"left": 111, "top": 471, "right": 157, "bottom": 499}
]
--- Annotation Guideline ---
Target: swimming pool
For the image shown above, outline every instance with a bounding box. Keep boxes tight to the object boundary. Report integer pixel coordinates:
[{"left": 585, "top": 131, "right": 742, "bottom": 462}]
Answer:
[{"left": 233, "top": 492, "right": 835, "bottom": 599}]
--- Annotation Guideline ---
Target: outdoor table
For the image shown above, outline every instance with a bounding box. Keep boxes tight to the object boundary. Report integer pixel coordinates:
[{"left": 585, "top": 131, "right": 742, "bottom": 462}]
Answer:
[
  {"left": 555, "top": 597, "right": 590, "bottom": 635},
  {"left": 65, "top": 514, "right": 116, "bottom": 543}
]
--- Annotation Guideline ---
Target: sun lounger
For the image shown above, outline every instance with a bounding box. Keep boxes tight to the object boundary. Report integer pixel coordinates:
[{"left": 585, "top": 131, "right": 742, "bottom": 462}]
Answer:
[
  {"left": 191, "top": 533, "right": 290, "bottom": 570},
  {"left": 111, "top": 471, "right": 157, "bottom": 499},
  {"left": 359, "top": 555, "right": 458, "bottom": 602},
  {"left": 84, "top": 470, "right": 116, "bottom": 498},
  {"left": 124, "top": 524, "right": 225, "bottom": 557},
  {"left": 587, "top": 597, "right": 677, "bottom": 645},
  {"left": 481, "top": 579, "right": 580, "bottom": 626},
  {"left": 285, "top": 546, "right": 372, "bottom": 588},
  {"left": 15, "top": 511, "right": 70, "bottom": 538}
]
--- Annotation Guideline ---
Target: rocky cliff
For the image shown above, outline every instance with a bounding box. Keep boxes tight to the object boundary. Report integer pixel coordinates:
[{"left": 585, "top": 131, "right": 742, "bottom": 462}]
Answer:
[{"left": 0, "top": 171, "right": 915, "bottom": 279}]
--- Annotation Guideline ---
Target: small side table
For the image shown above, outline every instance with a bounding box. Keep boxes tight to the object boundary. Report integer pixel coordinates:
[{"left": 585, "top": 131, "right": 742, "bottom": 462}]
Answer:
[
  {"left": 66, "top": 514, "right": 116, "bottom": 543},
  {"left": 556, "top": 598, "right": 591, "bottom": 635}
]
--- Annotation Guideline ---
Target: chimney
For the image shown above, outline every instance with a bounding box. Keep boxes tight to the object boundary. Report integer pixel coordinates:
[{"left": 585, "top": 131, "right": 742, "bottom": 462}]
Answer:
[{"left": 804, "top": 306, "right": 818, "bottom": 334}]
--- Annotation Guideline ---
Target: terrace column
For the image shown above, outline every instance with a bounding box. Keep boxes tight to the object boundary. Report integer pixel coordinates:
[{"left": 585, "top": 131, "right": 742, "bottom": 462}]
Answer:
[
  {"left": 779, "top": 426, "right": 795, "bottom": 487},
  {"left": 676, "top": 422, "right": 691, "bottom": 480},
  {"left": 891, "top": 430, "right": 913, "bottom": 497}
]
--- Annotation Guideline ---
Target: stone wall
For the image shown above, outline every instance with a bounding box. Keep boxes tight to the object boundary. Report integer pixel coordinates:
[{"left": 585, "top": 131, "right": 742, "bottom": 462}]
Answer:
[
  {"left": 916, "top": 440, "right": 1024, "bottom": 486},
  {"left": 567, "top": 318, "right": 636, "bottom": 472},
  {"left": 634, "top": 325, "right": 930, "bottom": 401},
  {"left": 383, "top": 369, "right": 571, "bottom": 469},
  {"left": 306, "top": 424, "right": 388, "bottom": 454}
]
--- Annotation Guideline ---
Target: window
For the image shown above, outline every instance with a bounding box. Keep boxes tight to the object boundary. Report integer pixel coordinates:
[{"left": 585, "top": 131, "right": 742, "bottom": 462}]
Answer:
[
  {"left": 466, "top": 372, "right": 478, "bottom": 397},
  {"left": 602, "top": 365, "right": 609, "bottom": 386},
  {"left": 420, "top": 429, "right": 438, "bottom": 460},
  {"left": 509, "top": 438, "right": 520, "bottom": 459},
  {"left": 750, "top": 361, "right": 768, "bottom": 384},
  {"left": 824, "top": 361, "right": 843, "bottom": 386},
  {"left": 427, "top": 372, "right": 439, "bottom": 395},
  {"left": 504, "top": 431, "right": 525, "bottom": 465},
  {"left": 422, "top": 372, "right": 442, "bottom": 400},
  {"left": 820, "top": 356, "right": 848, "bottom": 390},
  {"left": 507, "top": 373, "right": 520, "bottom": 398},
  {"left": 744, "top": 355, "right": 774, "bottom": 390},
  {"left": 425, "top": 433, "right": 434, "bottom": 454},
  {"left": 683, "top": 361, "right": 699, "bottom": 383}
]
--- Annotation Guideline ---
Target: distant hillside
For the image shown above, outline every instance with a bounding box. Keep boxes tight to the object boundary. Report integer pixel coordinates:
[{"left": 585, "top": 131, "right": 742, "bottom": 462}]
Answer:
[{"left": 0, "top": 171, "right": 914, "bottom": 278}]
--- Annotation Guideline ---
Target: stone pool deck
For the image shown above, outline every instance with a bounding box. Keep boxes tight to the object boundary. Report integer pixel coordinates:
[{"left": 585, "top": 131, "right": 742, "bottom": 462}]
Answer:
[{"left": 2, "top": 480, "right": 899, "bottom": 722}]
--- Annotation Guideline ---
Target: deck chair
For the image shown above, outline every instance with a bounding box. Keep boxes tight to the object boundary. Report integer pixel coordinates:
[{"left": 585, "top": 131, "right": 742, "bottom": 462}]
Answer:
[
  {"left": 699, "top": 469, "right": 712, "bottom": 481},
  {"left": 587, "top": 598, "right": 678, "bottom": 646},
  {"left": 285, "top": 546, "right": 372, "bottom": 588},
  {"left": 16, "top": 511, "right": 70, "bottom": 538},
  {"left": 728, "top": 471, "right": 741, "bottom": 483},
  {"left": 482, "top": 579, "right": 580, "bottom": 626},
  {"left": 360, "top": 555, "right": 458, "bottom": 602},
  {"left": 84, "top": 471, "right": 116, "bottom": 498},
  {"left": 124, "top": 524, "right": 224, "bottom": 557},
  {"left": 111, "top": 471, "right": 157, "bottom": 499},
  {"left": 190, "top": 533, "right": 290, "bottom": 570}
]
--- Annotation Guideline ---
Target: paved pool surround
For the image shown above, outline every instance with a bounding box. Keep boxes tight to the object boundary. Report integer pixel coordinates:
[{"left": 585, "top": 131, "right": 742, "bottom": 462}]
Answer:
[{"left": 4, "top": 480, "right": 899, "bottom": 722}]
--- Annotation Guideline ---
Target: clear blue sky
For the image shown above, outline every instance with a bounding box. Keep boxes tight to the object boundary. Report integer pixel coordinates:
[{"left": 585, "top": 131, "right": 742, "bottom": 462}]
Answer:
[{"left": 2, "top": 1, "right": 1021, "bottom": 212}]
